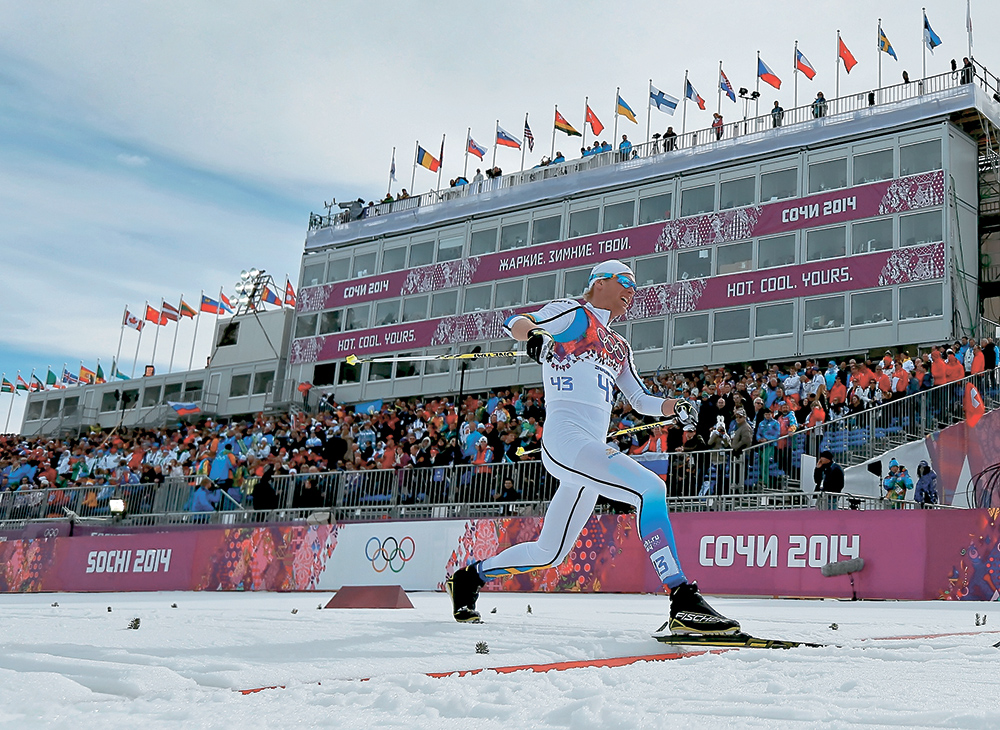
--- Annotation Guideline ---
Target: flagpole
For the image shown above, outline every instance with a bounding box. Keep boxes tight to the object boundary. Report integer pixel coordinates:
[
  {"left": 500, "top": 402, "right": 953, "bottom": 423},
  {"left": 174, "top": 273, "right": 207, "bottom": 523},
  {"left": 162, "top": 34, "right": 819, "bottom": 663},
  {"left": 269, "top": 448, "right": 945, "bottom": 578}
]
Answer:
[
  {"left": 681, "top": 71, "right": 689, "bottom": 136},
  {"left": 387, "top": 146, "right": 395, "bottom": 197},
  {"left": 646, "top": 79, "right": 652, "bottom": 143},
  {"left": 131, "top": 302, "right": 145, "bottom": 378},
  {"left": 755, "top": 51, "right": 761, "bottom": 118},
  {"left": 114, "top": 305, "right": 127, "bottom": 375},
  {"left": 188, "top": 290, "right": 203, "bottom": 372},
  {"left": 27, "top": 369, "right": 36, "bottom": 394},
  {"left": 878, "top": 20, "right": 882, "bottom": 89},
  {"left": 169, "top": 295, "right": 182, "bottom": 373},
  {"left": 436, "top": 134, "right": 445, "bottom": 192},
  {"left": 410, "top": 140, "right": 418, "bottom": 194},
  {"left": 551, "top": 105, "right": 557, "bottom": 159},
  {"left": 921, "top": 8, "right": 927, "bottom": 83},
  {"left": 60, "top": 363, "right": 66, "bottom": 388},
  {"left": 213, "top": 287, "right": 224, "bottom": 367},
  {"left": 464, "top": 128, "right": 471, "bottom": 178},
  {"left": 717, "top": 63, "right": 723, "bottom": 115},
  {"left": 521, "top": 113, "right": 528, "bottom": 172},
  {"left": 492, "top": 120, "right": 499, "bottom": 170},
  {"left": 613, "top": 88, "right": 622, "bottom": 146},
  {"left": 836, "top": 30, "right": 841, "bottom": 98},
  {"left": 4, "top": 373, "right": 15, "bottom": 433},
  {"left": 794, "top": 41, "right": 799, "bottom": 108},
  {"left": 151, "top": 299, "right": 163, "bottom": 372},
  {"left": 967, "top": 0, "right": 973, "bottom": 58}
]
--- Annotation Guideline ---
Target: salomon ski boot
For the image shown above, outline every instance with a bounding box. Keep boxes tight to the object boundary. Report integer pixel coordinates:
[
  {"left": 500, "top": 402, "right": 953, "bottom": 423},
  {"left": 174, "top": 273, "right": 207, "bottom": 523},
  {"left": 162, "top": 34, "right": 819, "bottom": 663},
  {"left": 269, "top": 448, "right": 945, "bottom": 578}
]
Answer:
[
  {"left": 446, "top": 562, "right": 485, "bottom": 623},
  {"left": 667, "top": 581, "right": 741, "bottom": 635}
]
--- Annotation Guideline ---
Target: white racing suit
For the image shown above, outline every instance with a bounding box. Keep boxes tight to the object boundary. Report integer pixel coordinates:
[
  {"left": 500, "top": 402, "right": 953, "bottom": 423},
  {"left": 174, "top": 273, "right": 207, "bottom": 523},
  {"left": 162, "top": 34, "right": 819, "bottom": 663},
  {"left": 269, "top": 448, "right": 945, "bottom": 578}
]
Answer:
[{"left": 479, "top": 299, "right": 688, "bottom": 588}]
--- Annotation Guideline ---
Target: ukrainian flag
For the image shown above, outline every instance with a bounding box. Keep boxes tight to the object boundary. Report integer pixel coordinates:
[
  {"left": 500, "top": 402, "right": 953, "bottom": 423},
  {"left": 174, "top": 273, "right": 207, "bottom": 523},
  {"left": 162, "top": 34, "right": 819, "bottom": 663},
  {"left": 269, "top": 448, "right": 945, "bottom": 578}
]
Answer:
[
  {"left": 617, "top": 94, "right": 637, "bottom": 123},
  {"left": 416, "top": 146, "right": 440, "bottom": 172}
]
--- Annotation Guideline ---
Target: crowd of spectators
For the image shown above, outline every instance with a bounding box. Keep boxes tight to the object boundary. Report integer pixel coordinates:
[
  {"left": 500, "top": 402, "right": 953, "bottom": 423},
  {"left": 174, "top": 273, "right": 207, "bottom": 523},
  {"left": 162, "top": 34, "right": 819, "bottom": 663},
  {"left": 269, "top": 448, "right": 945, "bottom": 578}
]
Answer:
[{"left": 2, "top": 337, "right": 996, "bottom": 518}]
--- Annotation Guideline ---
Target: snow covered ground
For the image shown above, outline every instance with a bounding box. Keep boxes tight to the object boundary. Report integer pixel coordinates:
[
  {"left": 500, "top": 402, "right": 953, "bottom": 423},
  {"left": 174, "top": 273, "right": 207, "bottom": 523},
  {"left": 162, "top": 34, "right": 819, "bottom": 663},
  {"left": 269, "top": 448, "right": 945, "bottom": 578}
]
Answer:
[{"left": 0, "top": 590, "right": 997, "bottom": 729}]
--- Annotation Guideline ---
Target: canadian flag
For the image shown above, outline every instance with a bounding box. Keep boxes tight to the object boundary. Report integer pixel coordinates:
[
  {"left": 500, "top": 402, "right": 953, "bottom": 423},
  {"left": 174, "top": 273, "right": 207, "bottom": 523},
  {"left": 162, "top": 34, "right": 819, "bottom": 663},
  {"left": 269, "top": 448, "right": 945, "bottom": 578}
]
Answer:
[{"left": 124, "top": 309, "right": 144, "bottom": 331}]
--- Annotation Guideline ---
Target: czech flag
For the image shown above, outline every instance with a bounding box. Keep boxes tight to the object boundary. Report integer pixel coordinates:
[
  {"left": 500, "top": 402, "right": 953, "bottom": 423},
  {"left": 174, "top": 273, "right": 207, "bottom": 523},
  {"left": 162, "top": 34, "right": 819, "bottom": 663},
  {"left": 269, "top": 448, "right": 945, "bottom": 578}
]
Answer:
[
  {"left": 719, "top": 69, "right": 736, "bottom": 102},
  {"left": 200, "top": 295, "right": 221, "bottom": 315},
  {"left": 467, "top": 136, "right": 487, "bottom": 159},
  {"left": 167, "top": 401, "right": 201, "bottom": 416},
  {"left": 495, "top": 125, "right": 521, "bottom": 149},
  {"left": 685, "top": 79, "right": 706, "bottom": 110},
  {"left": 838, "top": 37, "right": 858, "bottom": 73},
  {"left": 585, "top": 105, "right": 604, "bottom": 135},
  {"left": 795, "top": 49, "right": 817, "bottom": 80},
  {"left": 757, "top": 57, "right": 781, "bottom": 89},
  {"left": 416, "top": 145, "right": 440, "bottom": 171},
  {"left": 554, "top": 110, "right": 581, "bottom": 137}
]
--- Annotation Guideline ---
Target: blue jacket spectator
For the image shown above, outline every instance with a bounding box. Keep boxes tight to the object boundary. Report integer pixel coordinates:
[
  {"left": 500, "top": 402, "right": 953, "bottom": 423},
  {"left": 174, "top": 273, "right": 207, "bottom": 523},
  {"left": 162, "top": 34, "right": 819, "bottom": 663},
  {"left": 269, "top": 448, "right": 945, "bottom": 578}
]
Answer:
[
  {"left": 619, "top": 135, "right": 633, "bottom": 158},
  {"left": 191, "top": 481, "right": 221, "bottom": 512},
  {"left": 914, "top": 460, "right": 939, "bottom": 506}
]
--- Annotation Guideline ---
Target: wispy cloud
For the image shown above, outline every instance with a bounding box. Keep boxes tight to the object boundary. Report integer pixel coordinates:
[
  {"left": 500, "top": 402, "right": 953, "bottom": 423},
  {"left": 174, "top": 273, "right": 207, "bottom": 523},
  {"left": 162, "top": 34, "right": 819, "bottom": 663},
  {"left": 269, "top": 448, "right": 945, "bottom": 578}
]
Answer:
[{"left": 116, "top": 153, "right": 149, "bottom": 167}]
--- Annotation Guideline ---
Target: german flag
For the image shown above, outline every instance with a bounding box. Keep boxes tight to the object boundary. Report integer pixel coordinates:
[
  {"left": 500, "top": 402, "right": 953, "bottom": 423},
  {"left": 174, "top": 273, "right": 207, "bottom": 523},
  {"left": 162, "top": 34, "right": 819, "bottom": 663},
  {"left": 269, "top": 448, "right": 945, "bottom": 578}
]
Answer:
[{"left": 554, "top": 110, "right": 581, "bottom": 137}]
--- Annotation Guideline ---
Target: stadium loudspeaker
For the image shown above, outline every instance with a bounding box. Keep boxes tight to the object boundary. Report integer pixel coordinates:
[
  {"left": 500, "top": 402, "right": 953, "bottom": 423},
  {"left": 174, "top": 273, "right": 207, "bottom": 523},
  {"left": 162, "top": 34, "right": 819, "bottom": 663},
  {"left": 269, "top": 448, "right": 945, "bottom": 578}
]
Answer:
[{"left": 325, "top": 585, "right": 414, "bottom": 609}]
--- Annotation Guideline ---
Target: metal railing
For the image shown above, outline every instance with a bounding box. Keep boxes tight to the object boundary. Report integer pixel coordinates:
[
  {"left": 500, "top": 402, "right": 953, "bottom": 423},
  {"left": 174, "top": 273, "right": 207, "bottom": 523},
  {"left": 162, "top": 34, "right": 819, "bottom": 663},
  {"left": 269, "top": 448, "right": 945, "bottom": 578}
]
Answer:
[{"left": 310, "top": 65, "right": 988, "bottom": 232}]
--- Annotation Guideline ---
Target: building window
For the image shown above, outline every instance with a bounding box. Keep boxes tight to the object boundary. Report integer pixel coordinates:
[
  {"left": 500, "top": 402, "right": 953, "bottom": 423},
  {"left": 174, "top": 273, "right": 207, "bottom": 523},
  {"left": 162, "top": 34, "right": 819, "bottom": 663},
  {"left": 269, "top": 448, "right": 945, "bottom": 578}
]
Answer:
[
  {"left": 394, "top": 356, "right": 421, "bottom": 379},
  {"left": 569, "top": 208, "right": 599, "bottom": 238},
  {"left": 326, "top": 257, "right": 350, "bottom": 283},
  {"left": 900, "top": 140, "right": 942, "bottom": 176},
  {"left": 26, "top": 401, "right": 43, "bottom": 420},
  {"left": 808, "top": 158, "right": 847, "bottom": 193},
  {"left": 757, "top": 234, "right": 796, "bottom": 269},
  {"left": 720, "top": 177, "right": 755, "bottom": 210},
  {"left": 351, "top": 252, "right": 376, "bottom": 279},
  {"left": 634, "top": 254, "right": 669, "bottom": 286},
  {"left": 437, "top": 235, "right": 464, "bottom": 262},
  {"left": 564, "top": 267, "right": 590, "bottom": 297},
  {"left": 532, "top": 215, "right": 561, "bottom": 245},
  {"left": 851, "top": 290, "right": 892, "bottom": 325},
  {"left": 164, "top": 383, "right": 182, "bottom": 401},
  {"left": 760, "top": 168, "right": 797, "bottom": 202},
  {"left": 495, "top": 280, "right": 523, "bottom": 308},
  {"left": 229, "top": 374, "right": 251, "bottom": 398},
  {"left": 716, "top": 241, "right": 753, "bottom": 275},
  {"left": 143, "top": 385, "right": 162, "bottom": 408},
  {"left": 755, "top": 302, "right": 794, "bottom": 337},
  {"left": 295, "top": 314, "right": 318, "bottom": 339},
  {"left": 252, "top": 371, "right": 275, "bottom": 395},
  {"left": 216, "top": 321, "right": 239, "bottom": 347},
  {"left": 638, "top": 193, "right": 672, "bottom": 224},
  {"left": 526, "top": 274, "right": 557, "bottom": 304},
  {"left": 401, "top": 295, "right": 428, "bottom": 323},
  {"left": 680, "top": 185, "right": 714, "bottom": 216},
  {"left": 63, "top": 397, "right": 79, "bottom": 417},
  {"left": 369, "top": 361, "right": 393, "bottom": 381},
  {"left": 424, "top": 348, "right": 450, "bottom": 375},
  {"left": 470, "top": 228, "right": 497, "bottom": 256},
  {"left": 319, "top": 310, "right": 342, "bottom": 335},
  {"left": 900, "top": 210, "right": 942, "bottom": 246},
  {"left": 430, "top": 290, "right": 458, "bottom": 318},
  {"left": 375, "top": 300, "right": 400, "bottom": 326},
  {"left": 100, "top": 391, "right": 118, "bottom": 413},
  {"left": 631, "top": 320, "right": 665, "bottom": 351},
  {"left": 603, "top": 201, "right": 635, "bottom": 231},
  {"left": 463, "top": 284, "right": 492, "bottom": 313},
  {"left": 673, "top": 314, "right": 709, "bottom": 346},
  {"left": 677, "top": 249, "right": 712, "bottom": 280},
  {"left": 804, "top": 296, "right": 845, "bottom": 330},
  {"left": 900, "top": 283, "right": 944, "bottom": 319},
  {"left": 382, "top": 246, "right": 407, "bottom": 272},
  {"left": 852, "top": 218, "right": 893, "bottom": 254},
  {"left": 313, "top": 363, "right": 337, "bottom": 387},
  {"left": 43, "top": 398, "right": 61, "bottom": 419},
  {"left": 806, "top": 226, "right": 846, "bottom": 262},
  {"left": 853, "top": 149, "right": 893, "bottom": 184},
  {"left": 302, "top": 263, "right": 324, "bottom": 287},
  {"left": 183, "top": 382, "right": 201, "bottom": 400},
  {"left": 343, "top": 304, "right": 370, "bottom": 331},
  {"left": 338, "top": 361, "right": 361, "bottom": 384},
  {"left": 409, "top": 240, "right": 434, "bottom": 267},
  {"left": 500, "top": 221, "right": 529, "bottom": 251},
  {"left": 714, "top": 308, "right": 750, "bottom": 341}
]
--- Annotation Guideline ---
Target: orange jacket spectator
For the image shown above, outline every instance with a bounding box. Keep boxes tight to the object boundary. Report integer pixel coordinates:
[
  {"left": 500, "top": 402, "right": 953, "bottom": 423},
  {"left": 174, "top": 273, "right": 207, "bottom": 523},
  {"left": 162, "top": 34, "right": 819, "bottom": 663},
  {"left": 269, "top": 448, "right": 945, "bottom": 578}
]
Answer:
[
  {"left": 829, "top": 379, "right": 847, "bottom": 405},
  {"left": 806, "top": 402, "right": 826, "bottom": 428},
  {"left": 930, "top": 355, "right": 948, "bottom": 385},
  {"left": 893, "top": 368, "right": 909, "bottom": 393},
  {"left": 972, "top": 348, "right": 985, "bottom": 375},
  {"left": 944, "top": 355, "right": 965, "bottom": 383}
]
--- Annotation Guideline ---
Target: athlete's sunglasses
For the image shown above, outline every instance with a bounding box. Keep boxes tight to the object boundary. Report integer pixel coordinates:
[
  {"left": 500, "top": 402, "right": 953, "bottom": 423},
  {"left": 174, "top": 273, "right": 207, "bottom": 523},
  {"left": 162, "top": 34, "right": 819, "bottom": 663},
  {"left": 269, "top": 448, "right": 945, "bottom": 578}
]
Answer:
[{"left": 592, "top": 273, "right": 636, "bottom": 290}]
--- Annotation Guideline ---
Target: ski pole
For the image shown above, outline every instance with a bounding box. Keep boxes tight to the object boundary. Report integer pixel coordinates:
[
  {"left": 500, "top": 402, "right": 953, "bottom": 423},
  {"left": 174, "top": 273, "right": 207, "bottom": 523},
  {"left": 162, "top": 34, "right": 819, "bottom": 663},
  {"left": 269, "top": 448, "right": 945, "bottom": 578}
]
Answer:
[
  {"left": 515, "top": 419, "right": 677, "bottom": 458},
  {"left": 345, "top": 351, "right": 530, "bottom": 366}
]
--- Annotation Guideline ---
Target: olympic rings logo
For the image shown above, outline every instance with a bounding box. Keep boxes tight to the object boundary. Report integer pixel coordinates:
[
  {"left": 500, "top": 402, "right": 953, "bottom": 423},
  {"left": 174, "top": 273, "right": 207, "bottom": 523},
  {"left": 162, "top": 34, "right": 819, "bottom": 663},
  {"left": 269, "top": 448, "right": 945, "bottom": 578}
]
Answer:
[{"left": 365, "top": 536, "right": 415, "bottom": 573}]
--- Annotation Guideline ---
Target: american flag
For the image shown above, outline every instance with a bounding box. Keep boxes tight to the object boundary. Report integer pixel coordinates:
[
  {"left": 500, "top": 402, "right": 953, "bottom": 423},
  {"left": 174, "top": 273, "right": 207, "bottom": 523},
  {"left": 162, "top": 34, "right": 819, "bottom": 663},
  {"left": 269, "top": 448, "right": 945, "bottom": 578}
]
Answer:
[{"left": 524, "top": 116, "right": 534, "bottom": 152}]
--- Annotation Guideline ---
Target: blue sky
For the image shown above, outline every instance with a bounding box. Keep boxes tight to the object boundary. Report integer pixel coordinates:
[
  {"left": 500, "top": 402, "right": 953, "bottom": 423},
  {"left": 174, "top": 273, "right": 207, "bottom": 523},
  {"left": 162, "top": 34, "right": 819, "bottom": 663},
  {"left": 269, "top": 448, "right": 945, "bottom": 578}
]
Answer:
[{"left": 1, "top": 0, "right": 996, "bottom": 430}]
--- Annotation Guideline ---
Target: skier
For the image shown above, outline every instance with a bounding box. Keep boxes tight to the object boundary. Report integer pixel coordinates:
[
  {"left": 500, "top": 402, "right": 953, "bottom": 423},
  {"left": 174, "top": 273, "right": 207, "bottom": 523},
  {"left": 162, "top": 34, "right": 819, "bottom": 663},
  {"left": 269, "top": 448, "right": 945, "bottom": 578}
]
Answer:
[{"left": 447, "top": 259, "right": 741, "bottom": 636}]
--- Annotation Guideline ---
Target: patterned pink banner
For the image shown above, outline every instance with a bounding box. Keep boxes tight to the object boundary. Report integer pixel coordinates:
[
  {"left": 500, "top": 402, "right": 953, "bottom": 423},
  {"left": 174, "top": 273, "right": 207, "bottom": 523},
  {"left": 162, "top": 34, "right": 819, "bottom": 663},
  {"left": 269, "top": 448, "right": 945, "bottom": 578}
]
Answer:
[
  {"left": 289, "top": 242, "right": 945, "bottom": 364},
  {"left": 298, "top": 170, "right": 944, "bottom": 312}
]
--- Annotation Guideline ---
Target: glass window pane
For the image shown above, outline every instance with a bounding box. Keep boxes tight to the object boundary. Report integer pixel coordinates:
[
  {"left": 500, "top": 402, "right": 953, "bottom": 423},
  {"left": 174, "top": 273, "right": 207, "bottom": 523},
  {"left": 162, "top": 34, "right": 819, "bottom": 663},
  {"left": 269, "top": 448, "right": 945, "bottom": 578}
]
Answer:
[
  {"left": 409, "top": 241, "right": 434, "bottom": 267},
  {"left": 500, "top": 222, "right": 529, "bottom": 251},
  {"left": 143, "top": 385, "right": 162, "bottom": 408},
  {"left": 900, "top": 140, "right": 942, "bottom": 176},
  {"left": 634, "top": 254, "right": 669, "bottom": 286},
  {"left": 401, "top": 296, "right": 428, "bottom": 323},
  {"left": 302, "top": 263, "right": 324, "bottom": 287},
  {"left": 252, "top": 371, "right": 275, "bottom": 395},
  {"left": 424, "top": 348, "right": 450, "bottom": 375},
  {"left": 430, "top": 290, "right": 458, "bottom": 318},
  {"left": 183, "top": 382, "right": 201, "bottom": 399},
  {"left": 755, "top": 303, "right": 794, "bottom": 337},
  {"left": 673, "top": 314, "right": 709, "bottom": 346},
  {"left": 758, "top": 234, "right": 796, "bottom": 269},
  {"left": 681, "top": 185, "right": 714, "bottom": 216},
  {"left": 27, "top": 400, "right": 44, "bottom": 420},
  {"left": 714, "top": 309, "right": 750, "bottom": 341},
  {"left": 631, "top": 321, "right": 664, "bottom": 351},
  {"left": 63, "top": 397, "right": 79, "bottom": 417},
  {"left": 717, "top": 241, "right": 753, "bottom": 275},
  {"left": 43, "top": 399, "right": 61, "bottom": 419},
  {"left": 900, "top": 210, "right": 942, "bottom": 246},
  {"left": 338, "top": 361, "right": 361, "bottom": 384},
  {"left": 806, "top": 226, "right": 846, "bottom": 262},
  {"left": 229, "top": 374, "right": 251, "bottom": 398},
  {"left": 295, "top": 314, "right": 317, "bottom": 339},
  {"left": 852, "top": 218, "right": 893, "bottom": 254},
  {"left": 851, "top": 290, "right": 893, "bottom": 325},
  {"left": 470, "top": 228, "right": 497, "bottom": 256},
  {"left": 564, "top": 268, "right": 590, "bottom": 297},
  {"left": 638, "top": 193, "right": 672, "bottom": 224},
  {"left": 805, "top": 296, "right": 845, "bottom": 330},
  {"left": 532, "top": 215, "right": 561, "bottom": 245},
  {"left": 352, "top": 252, "right": 376, "bottom": 278},
  {"left": 603, "top": 201, "right": 635, "bottom": 231},
  {"left": 382, "top": 247, "right": 407, "bottom": 272},
  {"left": 394, "top": 355, "right": 421, "bottom": 379},
  {"left": 369, "top": 362, "right": 393, "bottom": 381},
  {"left": 163, "top": 383, "right": 182, "bottom": 401},
  {"left": 326, "top": 257, "right": 350, "bottom": 283},
  {"left": 720, "top": 177, "right": 755, "bottom": 210},
  {"left": 437, "top": 235, "right": 464, "bottom": 262},
  {"left": 761, "top": 169, "right": 797, "bottom": 201},
  {"left": 375, "top": 300, "right": 400, "bottom": 326},
  {"left": 100, "top": 391, "right": 118, "bottom": 412},
  {"left": 344, "top": 304, "right": 370, "bottom": 331},
  {"left": 677, "top": 249, "right": 712, "bottom": 280},
  {"left": 526, "top": 274, "right": 557, "bottom": 304},
  {"left": 569, "top": 208, "right": 599, "bottom": 237},
  {"left": 319, "top": 310, "right": 342, "bottom": 334},
  {"left": 808, "top": 158, "right": 847, "bottom": 193},
  {"left": 854, "top": 149, "right": 893, "bottom": 184},
  {"left": 463, "top": 284, "right": 492, "bottom": 313},
  {"left": 900, "top": 283, "right": 943, "bottom": 319},
  {"left": 495, "top": 280, "right": 523, "bottom": 308}
]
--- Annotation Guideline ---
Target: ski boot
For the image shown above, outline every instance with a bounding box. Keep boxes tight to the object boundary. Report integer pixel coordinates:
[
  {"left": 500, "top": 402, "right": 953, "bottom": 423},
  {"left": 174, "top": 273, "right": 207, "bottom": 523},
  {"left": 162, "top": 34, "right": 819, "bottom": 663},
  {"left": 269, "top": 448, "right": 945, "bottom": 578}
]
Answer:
[
  {"left": 666, "top": 581, "right": 741, "bottom": 635},
  {"left": 446, "top": 562, "right": 485, "bottom": 623}
]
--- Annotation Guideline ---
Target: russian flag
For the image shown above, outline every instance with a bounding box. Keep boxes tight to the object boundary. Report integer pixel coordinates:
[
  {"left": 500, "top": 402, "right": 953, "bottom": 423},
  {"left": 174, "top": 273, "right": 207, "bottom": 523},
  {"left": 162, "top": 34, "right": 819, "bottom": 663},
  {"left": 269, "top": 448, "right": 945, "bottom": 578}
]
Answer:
[
  {"left": 167, "top": 401, "right": 201, "bottom": 416},
  {"left": 795, "top": 49, "right": 817, "bottom": 80},
  {"left": 467, "top": 137, "right": 487, "bottom": 160},
  {"left": 757, "top": 57, "right": 781, "bottom": 89},
  {"left": 685, "top": 79, "right": 706, "bottom": 110},
  {"left": 496, "top": 125, "right": 521, "bottom": 149}
]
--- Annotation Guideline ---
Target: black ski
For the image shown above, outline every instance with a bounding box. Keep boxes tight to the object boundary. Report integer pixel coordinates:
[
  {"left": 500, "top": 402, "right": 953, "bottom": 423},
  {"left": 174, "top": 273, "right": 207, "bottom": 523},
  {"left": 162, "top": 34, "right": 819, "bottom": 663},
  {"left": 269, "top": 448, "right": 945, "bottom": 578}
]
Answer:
[{"left": 652, "top": 630, "right": 825, "bottom": 649}]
